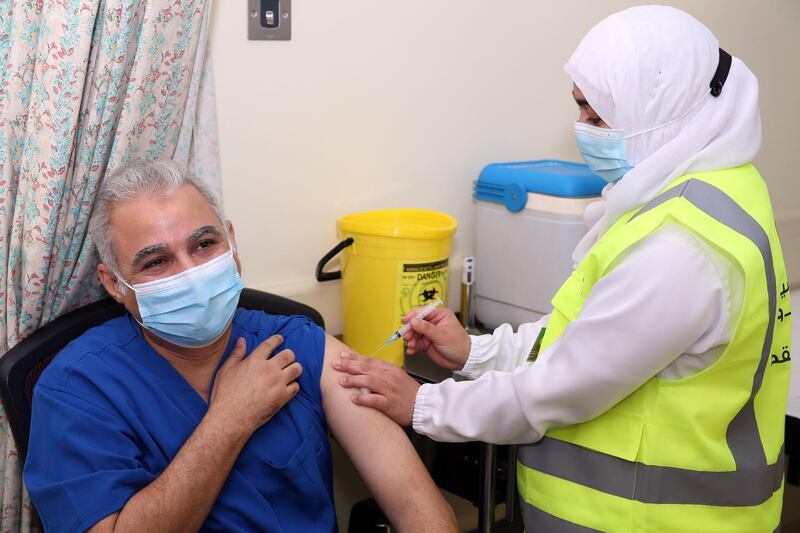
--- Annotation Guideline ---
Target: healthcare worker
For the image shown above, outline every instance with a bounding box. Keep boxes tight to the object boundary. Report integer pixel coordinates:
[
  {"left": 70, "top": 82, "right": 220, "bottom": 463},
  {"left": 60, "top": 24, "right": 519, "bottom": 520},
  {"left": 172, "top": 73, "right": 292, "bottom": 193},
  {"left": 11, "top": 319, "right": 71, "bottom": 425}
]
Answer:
[{"left": 334, "top": 5, "right": 793, "bottom": 532}]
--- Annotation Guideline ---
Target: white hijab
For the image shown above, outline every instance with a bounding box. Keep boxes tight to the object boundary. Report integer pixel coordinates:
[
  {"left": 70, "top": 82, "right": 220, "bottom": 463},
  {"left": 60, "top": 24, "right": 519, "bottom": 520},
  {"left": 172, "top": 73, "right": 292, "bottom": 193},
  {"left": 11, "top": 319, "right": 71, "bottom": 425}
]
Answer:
[{"left": 565, "top": 5, "right": 762, "bottom": 264}]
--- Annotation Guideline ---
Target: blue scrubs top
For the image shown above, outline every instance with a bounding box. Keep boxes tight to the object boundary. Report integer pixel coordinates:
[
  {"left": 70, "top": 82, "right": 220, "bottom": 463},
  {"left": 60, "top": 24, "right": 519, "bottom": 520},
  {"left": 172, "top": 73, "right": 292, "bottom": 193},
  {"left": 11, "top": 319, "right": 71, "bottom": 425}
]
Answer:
[{"left": 24, "top": 309, "right": 336, "bottom": 533}]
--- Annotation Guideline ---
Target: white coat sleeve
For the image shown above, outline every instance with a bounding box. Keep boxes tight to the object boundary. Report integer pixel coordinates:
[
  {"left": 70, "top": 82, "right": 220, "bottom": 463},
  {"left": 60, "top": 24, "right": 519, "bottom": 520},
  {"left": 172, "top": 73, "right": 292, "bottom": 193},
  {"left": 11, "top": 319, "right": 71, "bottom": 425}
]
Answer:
[
  {"left": 455, "top": 315, "right": 551, "bottom": 380},
  {"left": 411, "top": 227, "right": 731, "bottom": 444}
]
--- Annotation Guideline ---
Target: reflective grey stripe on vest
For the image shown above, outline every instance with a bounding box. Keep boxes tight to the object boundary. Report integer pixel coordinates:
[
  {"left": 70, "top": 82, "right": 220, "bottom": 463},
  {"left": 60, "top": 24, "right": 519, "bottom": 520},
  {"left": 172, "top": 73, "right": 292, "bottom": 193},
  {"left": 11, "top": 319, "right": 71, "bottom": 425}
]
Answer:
[
  {"left": 519, "top": 439, "right": 784, "bottom": 506},
  {"left": 520, "top": 498, "right": 602, "bottom": 532},
  {"left": 519, "top": 178, "right": 783, "bottom": 508}
]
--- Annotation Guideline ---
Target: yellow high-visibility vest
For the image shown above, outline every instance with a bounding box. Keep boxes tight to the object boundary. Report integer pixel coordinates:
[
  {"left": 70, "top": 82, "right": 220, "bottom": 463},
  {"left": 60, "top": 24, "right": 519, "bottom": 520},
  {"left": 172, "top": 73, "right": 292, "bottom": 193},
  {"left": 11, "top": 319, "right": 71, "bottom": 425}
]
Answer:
[{"left": 517, "top": 164, "right": 792, "bottom": 532}]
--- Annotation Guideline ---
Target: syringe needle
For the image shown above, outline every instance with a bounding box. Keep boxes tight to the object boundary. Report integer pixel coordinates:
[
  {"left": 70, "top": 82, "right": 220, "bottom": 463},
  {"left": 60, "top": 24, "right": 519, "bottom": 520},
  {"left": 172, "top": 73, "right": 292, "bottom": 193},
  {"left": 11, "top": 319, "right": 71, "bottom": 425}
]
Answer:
[{"left": 369, "top": 343, "right": 389, "bottom": 358}]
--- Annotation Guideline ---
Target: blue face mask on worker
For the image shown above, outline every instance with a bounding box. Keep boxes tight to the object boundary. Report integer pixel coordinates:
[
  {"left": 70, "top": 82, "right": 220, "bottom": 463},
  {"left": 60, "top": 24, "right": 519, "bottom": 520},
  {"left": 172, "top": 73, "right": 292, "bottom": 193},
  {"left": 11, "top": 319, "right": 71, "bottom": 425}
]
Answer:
[
  {"left": 117, "top": 249, "right": 244, "bottom": 348},
  {"left": 574, "top": 122, "right": 632, "bottom": 183}
]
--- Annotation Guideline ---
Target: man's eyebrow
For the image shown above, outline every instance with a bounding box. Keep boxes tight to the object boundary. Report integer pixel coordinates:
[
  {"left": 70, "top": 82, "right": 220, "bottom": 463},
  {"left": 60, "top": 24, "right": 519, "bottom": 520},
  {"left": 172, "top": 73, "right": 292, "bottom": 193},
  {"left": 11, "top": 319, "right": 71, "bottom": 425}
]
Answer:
[
  {"left": 129, "top": 227, "right": 223, "bottom": 270},
  {"left": 187, "top": 225, "right": 223, "bottom": 244},
  {"left": 131, "top": 244, "right": 169, "bottom": 269}
]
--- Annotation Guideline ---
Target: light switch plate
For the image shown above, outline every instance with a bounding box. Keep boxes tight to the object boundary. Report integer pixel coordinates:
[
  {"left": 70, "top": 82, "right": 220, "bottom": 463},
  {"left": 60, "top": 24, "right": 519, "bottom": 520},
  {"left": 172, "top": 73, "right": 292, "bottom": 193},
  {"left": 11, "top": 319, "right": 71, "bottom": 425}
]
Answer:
[{"left": 248, "top": 0, "right": 291, "bottom": 41}]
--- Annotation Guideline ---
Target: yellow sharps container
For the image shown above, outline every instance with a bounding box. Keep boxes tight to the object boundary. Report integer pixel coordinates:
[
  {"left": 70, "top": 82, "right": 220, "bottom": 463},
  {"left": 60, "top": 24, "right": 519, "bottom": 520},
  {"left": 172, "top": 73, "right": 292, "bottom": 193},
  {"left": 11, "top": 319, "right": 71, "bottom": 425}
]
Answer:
[{"left": 316, "top": 209, "right": 457, "bottom": 366}]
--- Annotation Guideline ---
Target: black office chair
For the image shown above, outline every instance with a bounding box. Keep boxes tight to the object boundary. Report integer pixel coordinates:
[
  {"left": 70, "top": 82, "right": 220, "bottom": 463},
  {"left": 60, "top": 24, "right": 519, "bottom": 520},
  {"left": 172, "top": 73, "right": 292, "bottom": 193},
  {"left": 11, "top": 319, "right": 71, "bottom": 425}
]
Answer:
[{"left": 0, "top": 288, "right": 325, "bottom": 465}]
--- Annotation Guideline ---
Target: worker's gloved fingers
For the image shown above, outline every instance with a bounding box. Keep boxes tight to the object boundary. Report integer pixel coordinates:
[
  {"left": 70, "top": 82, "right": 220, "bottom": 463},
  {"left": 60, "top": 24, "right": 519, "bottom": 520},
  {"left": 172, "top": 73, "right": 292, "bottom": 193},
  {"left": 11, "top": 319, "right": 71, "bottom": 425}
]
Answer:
[
  {"left": 351, "top": 390, "right": 391, "bottom": 413},
  {"left": 405, "top": 335, "right": 431, "bottom": 355},
  {"left": 335, "top": 351, "right": 382, "bottom": 375},
  {"left": 410, "top": 319, "right": 450, "bottom": 353},
  {"left": 338, "top": 373, "right": 379, "bottom": 392},
  {"left": 350, "top": 374, "right": 418, "bottom": 426},
  {"left": 409, "top": 317, "right": 437, "bottom": 338},
  {"left": 333, "top": 352, "right": 362, "bottom": 375},
  {"left": 404, "top": 336, "right": 417, "bottom": 353},
  {"left": 408, "top": 315, "right": 470, "bottom": 370},
  {"left": 404, "top": 330, "right": 422, "bottom": 346}
]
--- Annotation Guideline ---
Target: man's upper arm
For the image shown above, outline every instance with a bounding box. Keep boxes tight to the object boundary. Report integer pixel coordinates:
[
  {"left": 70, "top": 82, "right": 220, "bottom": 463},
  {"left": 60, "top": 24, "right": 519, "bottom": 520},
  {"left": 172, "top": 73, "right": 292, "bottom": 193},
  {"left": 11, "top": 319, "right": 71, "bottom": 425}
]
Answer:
[
  {"left": 320, "top": 334, "right": 423, "bottom": 483},
  {"left": 320, "top": 334, "right": 455, "bottom": 532}
]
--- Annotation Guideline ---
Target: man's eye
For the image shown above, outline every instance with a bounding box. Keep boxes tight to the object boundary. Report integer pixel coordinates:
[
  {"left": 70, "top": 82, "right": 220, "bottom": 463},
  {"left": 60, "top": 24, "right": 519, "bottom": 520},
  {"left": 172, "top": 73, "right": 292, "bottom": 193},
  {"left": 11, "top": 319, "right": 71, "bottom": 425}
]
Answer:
[
  {"left": 589, "top": 117, "right": 602, "bottom": 125},
  {"left": 144, "top": 257, "right": 167, "bottom": 270},
  {"left": 196, "top": 239, "right": 216, "bottom": 251}
]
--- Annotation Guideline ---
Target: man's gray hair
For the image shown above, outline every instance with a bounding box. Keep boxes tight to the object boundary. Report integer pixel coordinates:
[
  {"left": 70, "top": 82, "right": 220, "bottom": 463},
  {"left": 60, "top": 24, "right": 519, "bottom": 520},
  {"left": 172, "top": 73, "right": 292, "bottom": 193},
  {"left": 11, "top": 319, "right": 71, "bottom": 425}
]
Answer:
[{"left": 89, "top": 159, "right": 225, "bottom": 276}]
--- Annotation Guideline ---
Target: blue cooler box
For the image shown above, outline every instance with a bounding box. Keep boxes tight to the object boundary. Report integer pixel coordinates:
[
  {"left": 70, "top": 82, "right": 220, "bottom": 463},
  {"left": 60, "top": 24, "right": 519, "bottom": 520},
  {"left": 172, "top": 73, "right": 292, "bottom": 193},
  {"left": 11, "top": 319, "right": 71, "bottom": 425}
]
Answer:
[{"left": 473, "top": 160, "right": 605, "bottom": 327}]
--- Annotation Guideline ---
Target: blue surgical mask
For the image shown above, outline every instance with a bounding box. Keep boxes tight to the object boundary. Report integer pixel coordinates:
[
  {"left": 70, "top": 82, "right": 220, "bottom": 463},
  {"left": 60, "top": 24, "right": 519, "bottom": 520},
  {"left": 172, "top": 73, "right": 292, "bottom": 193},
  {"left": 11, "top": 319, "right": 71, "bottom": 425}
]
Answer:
[
  {"left": 574, "top": 122, "right": 632, "bottom": 183},
  {"left": 119, "top": 250, "right": 244, "bottom": 348}
]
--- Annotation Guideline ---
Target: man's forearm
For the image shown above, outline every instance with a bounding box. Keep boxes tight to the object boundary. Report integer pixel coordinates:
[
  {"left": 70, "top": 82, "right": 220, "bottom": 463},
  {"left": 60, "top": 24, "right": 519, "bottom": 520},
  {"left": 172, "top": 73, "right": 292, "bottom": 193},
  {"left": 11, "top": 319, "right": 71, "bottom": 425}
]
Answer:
[
  {"left": 107, "top": 409, "right": 248, "bottom": 532},
  {"left": 384, "top": 477, "right": 458, "bottom": 533}
]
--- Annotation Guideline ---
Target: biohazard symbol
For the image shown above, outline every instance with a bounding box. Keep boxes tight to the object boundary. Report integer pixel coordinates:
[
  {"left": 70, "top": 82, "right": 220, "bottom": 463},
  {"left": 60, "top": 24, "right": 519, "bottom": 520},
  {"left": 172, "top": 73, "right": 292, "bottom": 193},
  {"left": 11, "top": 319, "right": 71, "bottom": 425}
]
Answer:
[
  {"left": 398, "top": 259, "right": 449, "bottom": 317},
  {"left": 419, "top": 288, "right": 439, "bottom": 303}
]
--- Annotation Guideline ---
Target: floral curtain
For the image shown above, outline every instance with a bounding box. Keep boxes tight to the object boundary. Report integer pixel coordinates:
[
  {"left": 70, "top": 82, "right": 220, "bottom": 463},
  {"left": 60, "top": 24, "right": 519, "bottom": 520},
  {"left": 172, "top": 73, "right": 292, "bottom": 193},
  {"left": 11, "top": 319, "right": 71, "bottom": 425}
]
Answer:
[{"left": 0, "top": 0, "right": 219, "bottom": 529}]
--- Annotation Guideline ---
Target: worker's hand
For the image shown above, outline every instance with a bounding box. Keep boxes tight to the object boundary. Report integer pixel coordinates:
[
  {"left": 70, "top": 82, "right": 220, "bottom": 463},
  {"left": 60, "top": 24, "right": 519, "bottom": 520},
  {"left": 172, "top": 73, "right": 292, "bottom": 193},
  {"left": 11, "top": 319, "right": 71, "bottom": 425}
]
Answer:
[
  {"left": 209, "top": 335, "right": 302, "bottom": 437},
  {"left": 333, "top": 352, "right": 420, "bottom": 427},
  {"left": 401, "top": 306, "right": 471, "bottom": 370}
]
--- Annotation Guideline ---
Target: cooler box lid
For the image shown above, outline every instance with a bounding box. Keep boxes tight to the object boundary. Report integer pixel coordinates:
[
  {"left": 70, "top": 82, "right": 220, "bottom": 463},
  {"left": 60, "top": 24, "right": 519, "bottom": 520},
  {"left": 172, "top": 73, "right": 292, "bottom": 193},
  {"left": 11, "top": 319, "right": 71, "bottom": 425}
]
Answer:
[{"left": 474, "top": 159, "right": 606, "bottom": 212}]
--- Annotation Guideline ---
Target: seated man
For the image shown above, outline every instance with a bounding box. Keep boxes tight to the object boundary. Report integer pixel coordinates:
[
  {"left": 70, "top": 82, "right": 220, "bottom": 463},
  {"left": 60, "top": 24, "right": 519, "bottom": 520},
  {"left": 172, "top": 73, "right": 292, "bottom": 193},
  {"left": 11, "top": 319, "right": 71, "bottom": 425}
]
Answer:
[{"left": 24, "top": 160, "right": 456, "bottom": 532}]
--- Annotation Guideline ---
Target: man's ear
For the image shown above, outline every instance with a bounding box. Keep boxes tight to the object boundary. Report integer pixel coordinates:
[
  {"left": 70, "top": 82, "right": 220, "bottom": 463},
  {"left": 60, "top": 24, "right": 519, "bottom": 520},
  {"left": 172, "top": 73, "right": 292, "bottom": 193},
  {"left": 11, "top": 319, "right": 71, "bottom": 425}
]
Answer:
[
  {"left": 97, "top": 263, "right": 126, "bottom": 303},
  {"left": 226, "top": 220, "right": 237, "bottom": 250},
  {"left": 226, "top": 220, "right": 242, "bottom": 274}
]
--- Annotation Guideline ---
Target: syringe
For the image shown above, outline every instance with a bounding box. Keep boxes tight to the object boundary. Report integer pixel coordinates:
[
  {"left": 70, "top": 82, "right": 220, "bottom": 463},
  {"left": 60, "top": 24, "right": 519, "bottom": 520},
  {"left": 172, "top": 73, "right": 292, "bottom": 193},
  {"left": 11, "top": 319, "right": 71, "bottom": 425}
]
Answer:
[
  {"left": 386, "top": 298, "right": 443, "bottom": 345},
  {"left": 368, "top": 298, "right": 443, "bottom": 358}
]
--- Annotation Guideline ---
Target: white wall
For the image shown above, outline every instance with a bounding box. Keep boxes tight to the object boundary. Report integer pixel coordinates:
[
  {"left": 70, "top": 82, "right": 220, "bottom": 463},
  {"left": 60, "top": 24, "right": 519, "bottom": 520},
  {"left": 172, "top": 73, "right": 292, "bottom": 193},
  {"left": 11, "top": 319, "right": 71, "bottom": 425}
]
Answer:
[{"left": 211, "top": 1, "right": 800, "bottom": 333}]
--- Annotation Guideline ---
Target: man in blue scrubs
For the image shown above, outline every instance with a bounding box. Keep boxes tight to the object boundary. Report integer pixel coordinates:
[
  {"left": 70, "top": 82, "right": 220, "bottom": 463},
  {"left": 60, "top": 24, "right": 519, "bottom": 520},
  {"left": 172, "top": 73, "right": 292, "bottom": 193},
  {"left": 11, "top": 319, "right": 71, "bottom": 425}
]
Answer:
[{"left": 23, "top": 160, "right": 457, "bottom": 532}]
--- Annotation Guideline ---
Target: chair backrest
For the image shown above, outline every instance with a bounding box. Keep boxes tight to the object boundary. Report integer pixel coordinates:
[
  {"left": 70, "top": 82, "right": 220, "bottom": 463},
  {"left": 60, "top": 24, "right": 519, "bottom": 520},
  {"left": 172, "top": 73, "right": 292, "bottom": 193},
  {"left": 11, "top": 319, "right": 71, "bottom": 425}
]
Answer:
[{"left": 0, "top": 288, "right": 325, "bottom": 463}]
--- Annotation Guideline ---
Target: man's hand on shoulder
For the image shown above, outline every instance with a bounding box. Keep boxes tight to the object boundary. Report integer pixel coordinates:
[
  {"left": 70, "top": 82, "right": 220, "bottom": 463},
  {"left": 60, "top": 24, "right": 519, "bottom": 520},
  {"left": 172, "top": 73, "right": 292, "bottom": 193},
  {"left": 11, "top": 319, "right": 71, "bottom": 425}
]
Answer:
[{"left": 208, "top": 335, "right": 303, "bottom": 439}]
